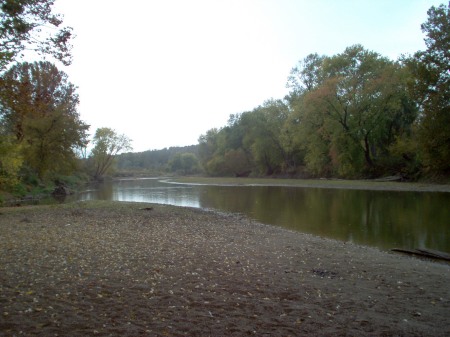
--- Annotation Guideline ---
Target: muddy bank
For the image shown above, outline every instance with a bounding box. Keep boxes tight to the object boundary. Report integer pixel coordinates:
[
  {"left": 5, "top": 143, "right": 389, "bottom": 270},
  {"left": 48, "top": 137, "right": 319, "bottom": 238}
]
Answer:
[{"left": 0, "top": 201, "right": 449, "bottom": 336}]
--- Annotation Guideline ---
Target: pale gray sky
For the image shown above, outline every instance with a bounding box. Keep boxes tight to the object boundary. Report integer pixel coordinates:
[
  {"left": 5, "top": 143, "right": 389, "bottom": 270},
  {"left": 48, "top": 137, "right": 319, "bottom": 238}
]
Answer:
[{"left": 53, "top": 0, "right": 441, "bottom": 152}]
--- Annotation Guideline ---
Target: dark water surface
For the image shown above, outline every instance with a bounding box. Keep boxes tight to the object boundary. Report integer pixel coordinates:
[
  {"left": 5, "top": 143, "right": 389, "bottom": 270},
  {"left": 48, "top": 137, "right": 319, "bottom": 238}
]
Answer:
[{"left": 67, "top": 178, "right": 450, "bottom": 253}]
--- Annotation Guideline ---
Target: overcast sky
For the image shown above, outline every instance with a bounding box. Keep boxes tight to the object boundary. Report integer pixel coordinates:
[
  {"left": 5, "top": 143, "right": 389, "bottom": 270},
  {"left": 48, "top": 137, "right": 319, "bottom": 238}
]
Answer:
[{"left": 52, "top": 0, "right": 441, "bottom": 152}]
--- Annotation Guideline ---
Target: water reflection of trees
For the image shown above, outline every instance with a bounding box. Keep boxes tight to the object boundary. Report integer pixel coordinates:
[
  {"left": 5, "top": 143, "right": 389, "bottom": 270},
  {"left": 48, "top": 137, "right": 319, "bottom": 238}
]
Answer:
[{"left": 198, "top": 186, "right": 449, "bottom": 252}]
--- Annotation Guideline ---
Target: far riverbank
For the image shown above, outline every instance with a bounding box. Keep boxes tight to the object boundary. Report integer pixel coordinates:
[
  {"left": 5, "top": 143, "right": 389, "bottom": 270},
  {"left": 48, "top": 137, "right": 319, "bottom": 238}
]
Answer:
[{"left": 169, "top": 176, "right": 450, "bottom": 192}]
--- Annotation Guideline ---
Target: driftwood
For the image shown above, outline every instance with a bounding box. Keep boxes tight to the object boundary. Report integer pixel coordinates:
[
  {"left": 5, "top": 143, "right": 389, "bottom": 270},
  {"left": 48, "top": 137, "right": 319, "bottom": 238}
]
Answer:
[{"left": 391, "top": 248, "right": 450, "bottom": 262}]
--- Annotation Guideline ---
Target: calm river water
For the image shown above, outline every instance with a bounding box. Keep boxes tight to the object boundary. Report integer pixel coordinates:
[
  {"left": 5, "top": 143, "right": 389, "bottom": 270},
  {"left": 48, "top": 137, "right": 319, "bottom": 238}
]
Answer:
[{"left": 67, "top": 178, "right": 449, "bottom": 253}]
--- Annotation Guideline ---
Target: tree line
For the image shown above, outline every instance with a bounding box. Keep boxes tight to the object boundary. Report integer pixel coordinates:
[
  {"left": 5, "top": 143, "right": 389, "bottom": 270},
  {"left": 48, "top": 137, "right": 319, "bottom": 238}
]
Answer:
[
  {"left": 116, "top": 145, "right": 200, "bottom": 176},
  {"left": 1, "top": 2, "right": 448, "bottom": 200},
  {"left": 198, "top": 4, "right": 449, "bottom": 180},
  {"left": 0, "top": 58, "right": 133, "bottom": 189}
]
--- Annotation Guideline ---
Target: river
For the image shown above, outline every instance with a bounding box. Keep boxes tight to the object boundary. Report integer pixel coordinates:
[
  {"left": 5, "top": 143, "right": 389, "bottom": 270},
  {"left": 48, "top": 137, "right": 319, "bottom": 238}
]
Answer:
[{"left": 66, "top": 177, "right": 450, "bottom": 253}]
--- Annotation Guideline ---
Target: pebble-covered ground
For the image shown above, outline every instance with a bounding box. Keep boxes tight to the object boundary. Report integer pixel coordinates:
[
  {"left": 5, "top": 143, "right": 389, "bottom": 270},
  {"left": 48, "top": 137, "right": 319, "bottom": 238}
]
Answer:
[{"left": 0, "top": 201, "right": 449, "bottom": 336}]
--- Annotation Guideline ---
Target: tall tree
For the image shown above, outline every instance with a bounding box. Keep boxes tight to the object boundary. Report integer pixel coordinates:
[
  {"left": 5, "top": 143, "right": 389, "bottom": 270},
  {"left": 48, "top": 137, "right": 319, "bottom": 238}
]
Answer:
[
  {"left": 0, "top": 61, "right": 88, "bottom": 178},
  {"left": 0, "top": 0, "right": 73, "bottom": 71},
  {"left": 89, "top": 127, "right": 132, "bottom": 179},
  {"left": 407, "top": 3, "right": 450, "bottom": 175},
  {"left": 290, "top": 45, "right": 416, "bottom": 177}
]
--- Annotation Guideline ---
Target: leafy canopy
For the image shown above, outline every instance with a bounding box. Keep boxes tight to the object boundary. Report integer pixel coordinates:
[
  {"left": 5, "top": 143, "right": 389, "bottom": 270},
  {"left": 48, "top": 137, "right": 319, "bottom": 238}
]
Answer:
[
  {"left": 0, "top": 0, "right": 73, "bottom": 71},
  {"left": 0, "top": 61, "right": 88, "bottom": 178}
]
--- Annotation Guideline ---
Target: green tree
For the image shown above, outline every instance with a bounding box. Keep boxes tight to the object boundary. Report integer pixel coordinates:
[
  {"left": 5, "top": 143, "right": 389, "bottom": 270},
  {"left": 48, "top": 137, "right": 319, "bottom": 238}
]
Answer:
[
  {"left": 0, "top": 134, "right": 22, "bottom": 188},
  {"left": 289, "top": 45, "right": 417, "bottom": 177},
  {"left": 198, "top": 128, "right": 219, "bottom": 173},
  {"left": 243, "top": 100, "right": 293, "bottom": 175},
  {"left": 287, "top": 89, "right": 334, "bottom": 176},
  {"left": 199, "top": 100, "right": 302, "bottom": 177},
  {"left": 407, "top": 3, "right": 450, "bottom": 175},
  {"left": 0, "top": 61, "right": 88, "bottom": 178},
  {"left": 198, "top": 128, "right": 235, "bottom": 176},
  {"left": 0, "top": 0, "right": 73, "bottom": 71},
  {"left": 89, "top": 128, "right": 132, "bottom": 179},
  {"left": 287, "top": 53, "right": 325, "bottom": 94},
  {"left": 168, "top": 152, "right": 200, "bottom": 175}
]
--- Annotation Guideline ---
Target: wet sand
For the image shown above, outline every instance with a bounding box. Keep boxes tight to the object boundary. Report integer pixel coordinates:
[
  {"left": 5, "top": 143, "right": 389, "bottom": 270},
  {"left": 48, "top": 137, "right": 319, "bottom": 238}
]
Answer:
[{"left": 0, "top": 201, "right": 449, "bottom": 336}]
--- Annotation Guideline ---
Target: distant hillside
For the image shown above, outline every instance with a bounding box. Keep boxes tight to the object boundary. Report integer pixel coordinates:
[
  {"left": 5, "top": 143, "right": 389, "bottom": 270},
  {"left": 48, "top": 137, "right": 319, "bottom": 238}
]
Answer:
[{"left": 116, "top": 145, "right": 199, "bottom": 173}]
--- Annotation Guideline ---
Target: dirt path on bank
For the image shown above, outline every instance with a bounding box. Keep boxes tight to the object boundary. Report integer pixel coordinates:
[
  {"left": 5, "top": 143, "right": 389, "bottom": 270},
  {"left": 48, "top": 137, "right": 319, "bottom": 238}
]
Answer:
[{"left": 0, "top": 201, "right": 449, "bottom": 336}]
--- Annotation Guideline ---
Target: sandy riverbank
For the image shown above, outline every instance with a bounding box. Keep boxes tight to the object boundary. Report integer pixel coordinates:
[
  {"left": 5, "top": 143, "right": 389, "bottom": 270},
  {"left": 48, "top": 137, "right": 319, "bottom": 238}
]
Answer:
[
  {"left": 0, "top": 201, "right": 449, "bottom": 336},
  {"left": 170, "top": 177, "right": 450, "bottom": 193}
]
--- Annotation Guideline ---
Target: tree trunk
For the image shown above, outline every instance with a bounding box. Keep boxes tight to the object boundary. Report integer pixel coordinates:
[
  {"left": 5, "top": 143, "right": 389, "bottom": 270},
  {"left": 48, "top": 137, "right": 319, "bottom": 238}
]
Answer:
[{"left": 363, "top": 135, "right": 374, "bottom": 168}]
